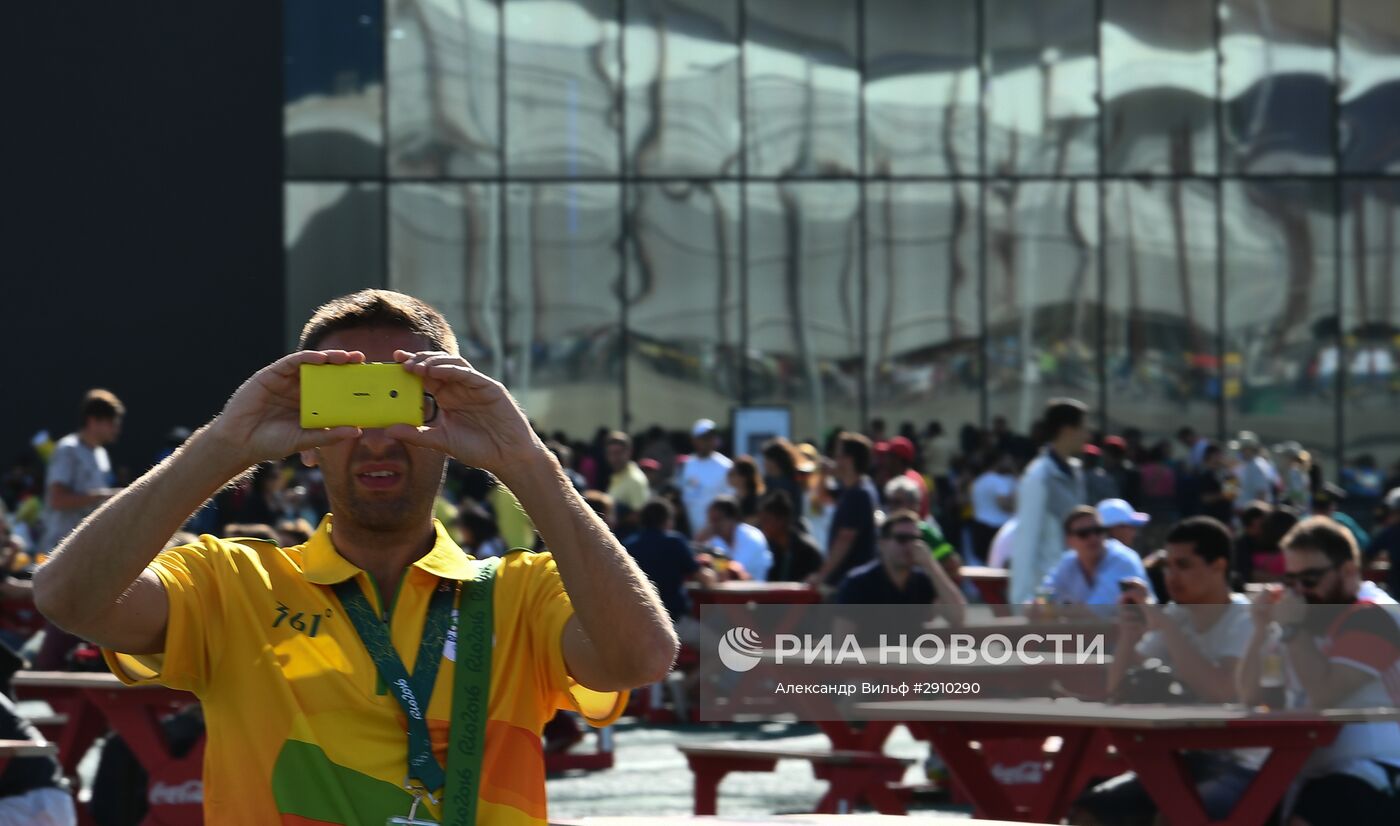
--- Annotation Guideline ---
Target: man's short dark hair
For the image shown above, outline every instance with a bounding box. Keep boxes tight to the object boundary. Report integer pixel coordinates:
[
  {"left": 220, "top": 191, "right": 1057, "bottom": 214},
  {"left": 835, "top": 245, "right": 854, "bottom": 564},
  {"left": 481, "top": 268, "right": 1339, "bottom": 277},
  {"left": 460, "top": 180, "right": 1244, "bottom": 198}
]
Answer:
[
  {"left": 80, "top": 389, "right": 125, "bottom": 424},
  {"left": 639, "top": 497, "right": 673, "bottom": 531},
  {"left": 1261, "top": 507, "right": 1301, "bottom": 549},
  {"left": 758, "top": 490, "right": 794, "bottom": 521},
  {"left": 299, "top": 289, "right": 458, "bottom": 354},
  {"left": 708, "top": 495, "right": 741, "bottom": 522},
  {"left": 1176, "top": 426, "right": 1196, "bottom": 440},
  {"left": 1165, "top": 517, "right": 1232, "bottom": 567},
  {"left": 1063, "top": 505, "right": 1100, "bottom": 533},
  {"left": 1282, "top": 516, "right": 1359, "bottom": 567},
  {"left": 837, "top": 433, "right": 874, "bottom": 475},
  {"left": 880, "top": 509, "right": 921, "bottom": 539},
  {"left": 1201, "top": 441, "right": 1221, "bottom": 461},
  {"left": 1241, "top": 500, "right": 1273, "bottom": 527},
  {"left": 1042, "top": 398, "right": 1088, "bottom": 441}
]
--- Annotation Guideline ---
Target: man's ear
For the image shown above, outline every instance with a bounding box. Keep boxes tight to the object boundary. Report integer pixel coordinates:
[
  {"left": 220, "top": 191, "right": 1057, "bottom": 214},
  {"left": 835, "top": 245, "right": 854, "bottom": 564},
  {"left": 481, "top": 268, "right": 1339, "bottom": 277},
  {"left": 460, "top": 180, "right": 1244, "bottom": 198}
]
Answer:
[{"left": 300, "top": 448, "right": 319, "bottom": 468}]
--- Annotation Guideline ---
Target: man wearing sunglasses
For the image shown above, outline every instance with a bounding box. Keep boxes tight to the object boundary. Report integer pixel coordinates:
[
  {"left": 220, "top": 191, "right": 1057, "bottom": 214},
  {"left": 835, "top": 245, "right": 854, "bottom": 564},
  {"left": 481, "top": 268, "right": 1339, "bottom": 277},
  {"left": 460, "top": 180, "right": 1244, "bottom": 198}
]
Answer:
[
  {"left": 835, "top": 510, "right": 966, "bottom": 627},
  {"left": 1237, "top": 517, "right": 1400, "bottom": 825},
  {"left": 1039, "top": 506, "right": 1147, "bottom": 606}
]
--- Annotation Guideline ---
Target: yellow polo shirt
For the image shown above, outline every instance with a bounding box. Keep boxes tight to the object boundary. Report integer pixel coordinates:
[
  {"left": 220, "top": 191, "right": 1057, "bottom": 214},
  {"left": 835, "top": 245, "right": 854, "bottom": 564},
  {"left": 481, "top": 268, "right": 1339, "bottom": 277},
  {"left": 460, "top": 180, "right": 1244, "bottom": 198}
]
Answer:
[{"left": 103, "top": 516, "right": 624, "bottom": 825}]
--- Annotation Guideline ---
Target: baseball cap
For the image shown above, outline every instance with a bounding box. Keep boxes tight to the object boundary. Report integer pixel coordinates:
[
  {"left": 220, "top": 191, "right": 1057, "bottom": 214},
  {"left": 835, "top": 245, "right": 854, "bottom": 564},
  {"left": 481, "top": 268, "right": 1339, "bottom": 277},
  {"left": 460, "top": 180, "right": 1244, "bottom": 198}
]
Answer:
[
  {"left": 1081, "top": 444, "right": 1101, "bottom": 457},
  {"left": 638, "top": 458, "right": 662, "bottom": 472},
  {"left": 888, "top": 436, "right": 916, "bottom": 463},
  {"left": 1231, "top": 430, "right": 1261, "bottom": 451},
  {"left": 691, "top": 418, "right": 717, "bottom": 438},
  {"left": 1097, "top": 498, "right": 1150, "bottom": 527},
  {"left": 795, "top": 443, "right": 820, "bottom": 473},
  {"left": 1103, "top": 435, "right": 1127, "bottom": 451},
  {"left": 1386, "top": 487, "right": 1400, "bottom": 512}
]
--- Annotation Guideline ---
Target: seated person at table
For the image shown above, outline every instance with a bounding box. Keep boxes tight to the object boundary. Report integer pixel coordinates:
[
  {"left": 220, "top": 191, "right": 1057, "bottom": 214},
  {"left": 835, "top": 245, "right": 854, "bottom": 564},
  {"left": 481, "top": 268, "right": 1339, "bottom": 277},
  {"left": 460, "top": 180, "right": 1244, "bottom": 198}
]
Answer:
[
  {"left": 0, "top": 692, "right": 74, "bottom": 826},
  {"left": 835, "top": 510, "right": 965, "bottom": 626},
  {"left": 885, "top": 477, "right": 963, "bottom": 585},
  {"left": 1041, "top": 506, "right": 1147, "bottom": 606},
  {"left": 1072, "top": 517, "right": 1259, "bottom": 825},
  {"left": 754, "top": 491, "right": 822, "bottom": 583},
  {"left": 1249, "top": 506, "right": 1301, "bottom": 582},
  {"left": 696, "top": 495, "right": 773, "bottom": 581},
  {"left": 624, "top": 498, "right": 717, "bottom": 646},
  {"left": 1238, "top": 517, "right": 1400, "bottom": 825}
]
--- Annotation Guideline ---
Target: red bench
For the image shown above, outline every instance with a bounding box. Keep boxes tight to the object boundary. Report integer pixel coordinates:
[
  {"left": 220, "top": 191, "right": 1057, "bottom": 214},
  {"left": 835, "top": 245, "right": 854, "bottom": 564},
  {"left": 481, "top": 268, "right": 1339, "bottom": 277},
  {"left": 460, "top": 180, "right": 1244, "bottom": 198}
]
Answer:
[{"left": 678, "top": 742, "right": 912, "bottom": 815}]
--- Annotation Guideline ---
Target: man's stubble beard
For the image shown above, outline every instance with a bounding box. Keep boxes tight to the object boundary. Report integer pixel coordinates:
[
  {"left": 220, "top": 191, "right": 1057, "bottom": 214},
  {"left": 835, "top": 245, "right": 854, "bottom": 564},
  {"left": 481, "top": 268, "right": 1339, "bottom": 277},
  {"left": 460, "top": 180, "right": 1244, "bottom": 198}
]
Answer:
[{"left": 329, "top": 462, "right": 448, "bottom": 534}]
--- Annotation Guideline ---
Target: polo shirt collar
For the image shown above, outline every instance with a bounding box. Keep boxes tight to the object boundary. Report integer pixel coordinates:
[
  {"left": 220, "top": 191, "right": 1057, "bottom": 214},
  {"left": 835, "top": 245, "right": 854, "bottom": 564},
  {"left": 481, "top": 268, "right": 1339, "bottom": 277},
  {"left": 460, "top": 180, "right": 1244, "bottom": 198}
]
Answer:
[{"left": 301, "top": 514, "right": 476, "bottom": 585}]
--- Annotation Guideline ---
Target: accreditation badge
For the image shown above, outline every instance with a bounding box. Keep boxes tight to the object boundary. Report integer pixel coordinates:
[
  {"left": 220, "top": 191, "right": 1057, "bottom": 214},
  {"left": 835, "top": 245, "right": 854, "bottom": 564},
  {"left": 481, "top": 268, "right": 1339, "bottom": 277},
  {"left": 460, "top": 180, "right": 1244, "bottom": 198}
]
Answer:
[{"left": 388, "top": 790, "right": 439, "bottom": 825}]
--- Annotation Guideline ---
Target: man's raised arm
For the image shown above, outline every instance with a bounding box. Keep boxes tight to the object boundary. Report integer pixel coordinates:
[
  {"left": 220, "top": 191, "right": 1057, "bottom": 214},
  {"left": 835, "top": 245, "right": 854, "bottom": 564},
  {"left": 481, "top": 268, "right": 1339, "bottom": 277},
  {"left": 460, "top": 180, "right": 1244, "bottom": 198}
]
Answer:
[
  {"left": 34, "top": 350, "right": 364, "bottom": 655},
  {"left": 387, "top": 350, "right": 677, "bottom": 692}
]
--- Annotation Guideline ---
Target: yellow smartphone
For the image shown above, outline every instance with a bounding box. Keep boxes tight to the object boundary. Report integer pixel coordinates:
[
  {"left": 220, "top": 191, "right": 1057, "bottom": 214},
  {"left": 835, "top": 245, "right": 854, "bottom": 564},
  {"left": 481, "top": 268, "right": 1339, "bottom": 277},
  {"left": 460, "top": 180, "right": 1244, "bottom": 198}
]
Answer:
[{"left": 299, "top": 363, "right": 424, "bottom": 429}]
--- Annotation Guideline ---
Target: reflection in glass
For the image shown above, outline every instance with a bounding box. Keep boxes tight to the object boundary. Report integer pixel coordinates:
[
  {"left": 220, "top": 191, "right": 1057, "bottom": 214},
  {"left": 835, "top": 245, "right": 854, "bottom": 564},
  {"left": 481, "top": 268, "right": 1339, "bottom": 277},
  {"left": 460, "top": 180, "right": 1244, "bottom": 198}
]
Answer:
[
  {"left": 747, "top": 183, "right": 860, "bottom": 442},
  {"left": 744, "top": 0, "right": 859, "bottom": 177},
  {"left": 1104, "top": 181, "right": 1219, "bottom": 443},
  {"left": 1223, "top": 181, "right": 1337, "bottom": 466},
  {"left": 504, "top": 0, "right": 621, "bottom": 176},
  {"left": 388, "top": 185, "right": 503, "bottom": 377},
  {"left": 985, "top": 181, "right": 1100, "bottom": 432},
  {"left": 625, "top": 0, "right": 741, "bottom": 176},
  {"left": 284, "top": 0, "right": 385, "bottom": 177},
  {"left": 285, "top": 184, "right": 385, "bottom": 348},
  {"left": 505, "top": 184, "right": 622, "bottom": 432},
  {"left": 1341, "top": 182, "right": 1400, "bottom": 471},
  {"left": 985, "top": 0, "right": 1098, "bottom": 176},
  {"left": 863, "top": 0, "right": 977, "bottom": 176},
  {"left": 1102, "top": 0, "right": 1215, "bottom": 174},
  {"left": 626, "top": 183, "right": 741, "bottom": 428},
  {"left": 1221, "top": 0, "right": 1335, "bottom": 174},
  {"left": 388, "top": 0, "right": 500, "bottom": 176},
  {"left": 1340, "top": 0, "right": 1400, "bottom": 172},
  {"left": 865, "top": 182, "right": 980, "bottom": 432}
]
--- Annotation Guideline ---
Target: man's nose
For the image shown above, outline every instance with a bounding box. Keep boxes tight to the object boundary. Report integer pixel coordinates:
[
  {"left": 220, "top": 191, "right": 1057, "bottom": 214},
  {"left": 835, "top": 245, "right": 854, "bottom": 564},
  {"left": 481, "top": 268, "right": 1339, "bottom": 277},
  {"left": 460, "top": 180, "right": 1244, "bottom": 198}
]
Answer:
[{"left": 357, "top": 427, "right": 399, "bottom": 453}]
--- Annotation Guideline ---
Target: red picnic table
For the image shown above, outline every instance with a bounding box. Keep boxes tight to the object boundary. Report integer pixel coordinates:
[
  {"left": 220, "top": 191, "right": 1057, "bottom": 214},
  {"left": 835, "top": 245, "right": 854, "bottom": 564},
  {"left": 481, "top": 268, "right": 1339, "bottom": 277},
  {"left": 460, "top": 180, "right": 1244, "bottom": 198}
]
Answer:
[
  {"left": 959, "top": 566, "right": 1009, "bottom": 607},
  {"left": 688, "top": 581, "right": 823, "bottom": 612},
  {"left": 854, "top": 698, "right": 1400, "bottom": 826},
  {"left": 13, "top": 671, "right": 202, "bottom": 826}
]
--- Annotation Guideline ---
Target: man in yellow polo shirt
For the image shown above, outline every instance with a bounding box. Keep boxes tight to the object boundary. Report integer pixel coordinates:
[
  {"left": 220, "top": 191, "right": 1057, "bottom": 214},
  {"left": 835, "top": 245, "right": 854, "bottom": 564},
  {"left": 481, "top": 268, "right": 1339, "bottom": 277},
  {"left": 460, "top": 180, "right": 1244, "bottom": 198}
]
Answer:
[{"left": 34, "top": 290, "right": 678, "bottom": 825}]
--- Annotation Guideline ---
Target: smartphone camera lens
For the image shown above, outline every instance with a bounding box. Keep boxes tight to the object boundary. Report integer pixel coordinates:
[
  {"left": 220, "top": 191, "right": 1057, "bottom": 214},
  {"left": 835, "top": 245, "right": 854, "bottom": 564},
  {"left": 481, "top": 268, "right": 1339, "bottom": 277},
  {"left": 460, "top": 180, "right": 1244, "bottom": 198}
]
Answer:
[{"left": 389, "top": 390, "right": 399, "bottom": 398}]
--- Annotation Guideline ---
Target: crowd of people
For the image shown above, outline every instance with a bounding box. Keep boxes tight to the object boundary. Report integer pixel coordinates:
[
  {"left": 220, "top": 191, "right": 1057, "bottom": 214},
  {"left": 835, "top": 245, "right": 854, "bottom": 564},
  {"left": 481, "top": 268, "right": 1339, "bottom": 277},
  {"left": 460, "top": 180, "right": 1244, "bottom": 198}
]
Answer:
[{"left": 6, "top": 369, "right": 1400, "bottom": 823}]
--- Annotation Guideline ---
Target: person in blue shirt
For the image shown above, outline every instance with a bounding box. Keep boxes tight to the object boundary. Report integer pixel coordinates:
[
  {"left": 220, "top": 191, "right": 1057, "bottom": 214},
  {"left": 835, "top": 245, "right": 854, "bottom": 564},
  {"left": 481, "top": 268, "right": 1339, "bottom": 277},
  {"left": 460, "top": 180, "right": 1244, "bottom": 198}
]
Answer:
[
  {"left": 624, "top": 498, "right": 716, "bottom": 638},
  {"left": 1042, "top": 505, "right": 1147, "bottom": 605}
]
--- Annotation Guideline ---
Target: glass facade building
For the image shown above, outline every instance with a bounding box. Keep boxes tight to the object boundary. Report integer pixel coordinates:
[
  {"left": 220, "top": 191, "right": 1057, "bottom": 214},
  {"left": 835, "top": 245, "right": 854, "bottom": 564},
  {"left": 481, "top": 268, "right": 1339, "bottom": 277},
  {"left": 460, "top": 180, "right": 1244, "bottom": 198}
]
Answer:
[{"left": 284, "top": 0, "right": 1400, "bottom": 471}]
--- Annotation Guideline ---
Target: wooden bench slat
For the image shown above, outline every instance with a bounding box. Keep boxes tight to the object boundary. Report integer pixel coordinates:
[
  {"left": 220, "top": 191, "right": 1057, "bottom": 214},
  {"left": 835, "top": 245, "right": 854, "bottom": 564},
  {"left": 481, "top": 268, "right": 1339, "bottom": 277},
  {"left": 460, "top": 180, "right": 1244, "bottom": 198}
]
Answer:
[
  {"left": 0, "top": 739, "right": 57, "bottom": 758},
  {"left": 678, "top": 743, "right": 911, "bottom": 766}
]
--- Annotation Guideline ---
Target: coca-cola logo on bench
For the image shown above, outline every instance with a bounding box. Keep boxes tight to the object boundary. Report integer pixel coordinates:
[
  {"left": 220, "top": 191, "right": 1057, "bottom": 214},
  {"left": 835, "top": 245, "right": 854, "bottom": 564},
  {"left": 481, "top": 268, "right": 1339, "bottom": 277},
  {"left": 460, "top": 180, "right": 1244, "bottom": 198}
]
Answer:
[
  {"left": 991, "top": 760, "right": 1044, "bottom": 785},
  {"left": 149, "top": 779, "right": 204, "bottom": 806}
]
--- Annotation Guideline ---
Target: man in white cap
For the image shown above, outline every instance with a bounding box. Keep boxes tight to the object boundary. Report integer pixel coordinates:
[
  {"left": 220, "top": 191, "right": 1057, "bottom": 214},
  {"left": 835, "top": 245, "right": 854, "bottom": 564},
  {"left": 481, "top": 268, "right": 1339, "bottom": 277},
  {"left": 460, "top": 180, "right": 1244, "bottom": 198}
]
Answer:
[
  {"left": 1098, "top": 497, "right": 1160, "bottom": 600},
  {"left": 1231, "top": 431, "right": 1277, "bottom": 510},
  {"left": 1098, "top": 498, "right": 1149, "bottom": 555},
  {"left": 679, "top": 419, "right": 733, "bottom": 539}
]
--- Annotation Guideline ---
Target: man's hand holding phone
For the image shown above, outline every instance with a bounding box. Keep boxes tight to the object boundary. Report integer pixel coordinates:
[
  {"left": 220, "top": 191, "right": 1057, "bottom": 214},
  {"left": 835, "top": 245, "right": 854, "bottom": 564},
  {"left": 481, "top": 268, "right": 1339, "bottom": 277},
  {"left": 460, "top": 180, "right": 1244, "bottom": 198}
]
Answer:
[
  {"left": 1117, "top": 577, "right": 1150, "bottom": 640},
  {"left": 382, "top": 350, "right": 543, "bottom": 476},
  {"left": 209, "top": 350, "right": 367, "bottom": 469}
]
